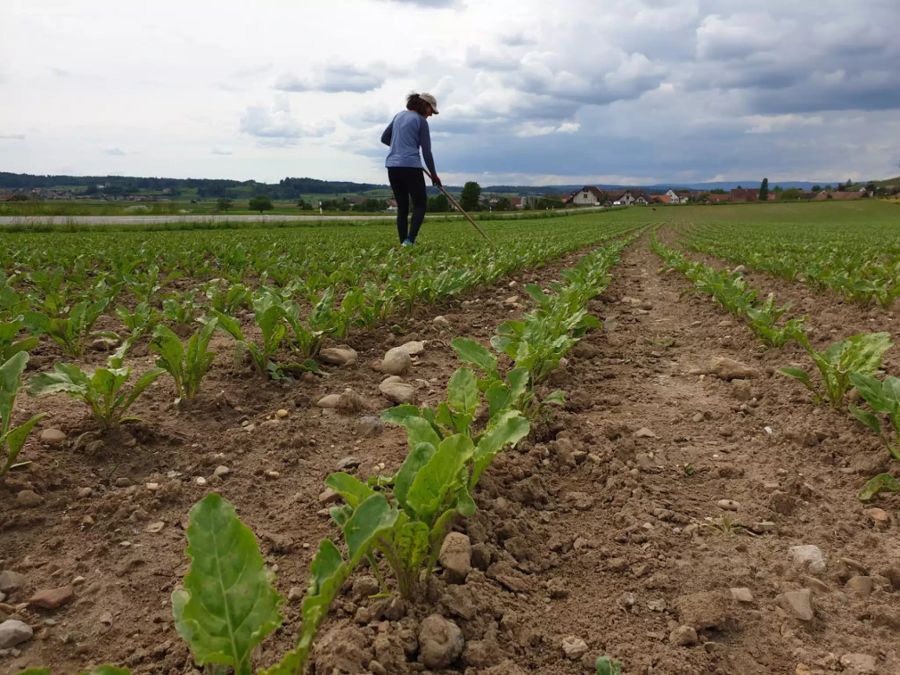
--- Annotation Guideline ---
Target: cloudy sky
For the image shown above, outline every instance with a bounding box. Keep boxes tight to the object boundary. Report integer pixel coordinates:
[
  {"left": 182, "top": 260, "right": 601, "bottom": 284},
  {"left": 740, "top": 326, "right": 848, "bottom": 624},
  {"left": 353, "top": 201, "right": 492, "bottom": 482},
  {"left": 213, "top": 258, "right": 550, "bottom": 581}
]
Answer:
[{"left": 3, "top": 0, "right": 900, "bottom": 186}]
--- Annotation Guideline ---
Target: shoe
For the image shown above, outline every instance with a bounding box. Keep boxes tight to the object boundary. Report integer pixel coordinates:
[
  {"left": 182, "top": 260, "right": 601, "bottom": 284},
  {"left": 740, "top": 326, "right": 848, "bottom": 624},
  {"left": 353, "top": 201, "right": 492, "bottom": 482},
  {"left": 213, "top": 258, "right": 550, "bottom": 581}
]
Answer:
[{"left": 401, "top": 239, "right": 414, "bottom": 247}]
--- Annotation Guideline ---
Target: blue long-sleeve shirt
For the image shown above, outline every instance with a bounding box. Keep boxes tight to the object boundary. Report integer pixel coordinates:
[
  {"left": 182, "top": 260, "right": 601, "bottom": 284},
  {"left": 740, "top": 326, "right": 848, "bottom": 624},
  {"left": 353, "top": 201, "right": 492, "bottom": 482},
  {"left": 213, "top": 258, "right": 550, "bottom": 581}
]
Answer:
[{"left": 381, "top": 110, "right": 437, "bottom": 177}]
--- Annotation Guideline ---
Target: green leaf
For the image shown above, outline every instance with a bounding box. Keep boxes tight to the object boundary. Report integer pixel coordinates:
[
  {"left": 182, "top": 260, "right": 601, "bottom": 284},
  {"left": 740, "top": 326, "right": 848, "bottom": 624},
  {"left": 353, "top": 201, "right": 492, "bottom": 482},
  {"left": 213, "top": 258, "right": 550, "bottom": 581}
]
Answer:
[
  {"left": 485, "top": 381, "right": 511, "bottom": 418},
  {"left": 16, "top": 669, "right": 53, "bottom": 675},
  {"left": 325, "top": 471, "right": 375, "bottom": 509},
  {"left": 393, "top": 520, "right": 430, "bottom": 575},
  {"left": 450, "top": 337, "right": 497, "bottom": 376},
  {"left": 27, "top": 363, "right": 90, "bottom": 398},
  {"left": 82, "top": 668, "right": 132, "bottom": 675},
  {"left": 543, "top": 389, "right": 566, "bottom": 406},
  {"left": 595, "top": 656, "right": 623, "bottom": 675},
  {"left": 778, "top": 367, "right": 811, "bottom": 386},
  {"left": 858, "top": 473, "right": 900, "bottom": 501},
  {"left": 394, "top": 441, "right": 437, "bottom": 509},
  {"left": 2, "top": 413, "right": 48, "bottom": 476},
  {"left": 172, "top": 493, "right": 282, "bottom": 675},
  {"left": 471, "top": 411, "right": 530, "bottom": 488},
  {"left": 1, "top": 351, "right": 29, "bottom": 429},
  {"left": 406, "top": 434, "right": 474, "bottom": 524},
  {"left": 211, "top": 309, "right": 245, "bottom": 341},
  {"left": 446, "top": 368, "right": 478, "bottom": 432},
  {"left": 343, "top": 493, "right": 398, "bottom": 560},
  {"left": 849, "top": 404, "right": 882, "bottom": 435}
]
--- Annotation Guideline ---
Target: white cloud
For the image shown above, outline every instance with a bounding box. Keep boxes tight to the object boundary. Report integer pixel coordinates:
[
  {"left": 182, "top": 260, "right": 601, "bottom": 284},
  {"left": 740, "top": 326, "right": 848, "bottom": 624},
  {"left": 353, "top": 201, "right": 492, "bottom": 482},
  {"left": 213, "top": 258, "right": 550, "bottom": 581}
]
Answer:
[{"left": 1, "top": 0, "right": 899, "bottom": 184}]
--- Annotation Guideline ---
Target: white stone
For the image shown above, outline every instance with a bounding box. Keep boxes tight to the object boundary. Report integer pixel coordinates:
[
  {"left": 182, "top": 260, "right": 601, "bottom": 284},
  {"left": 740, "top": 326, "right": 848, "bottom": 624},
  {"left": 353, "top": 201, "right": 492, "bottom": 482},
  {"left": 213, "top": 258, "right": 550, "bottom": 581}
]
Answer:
[
  {"left": 561, "top": 636, "right": 588, "bottom": 660},
  {"left": 789, "top": 545, "right": 826, "bottom": 574},
  {"left": 0, "top": 619, "right": 33, "bottom": 648}
]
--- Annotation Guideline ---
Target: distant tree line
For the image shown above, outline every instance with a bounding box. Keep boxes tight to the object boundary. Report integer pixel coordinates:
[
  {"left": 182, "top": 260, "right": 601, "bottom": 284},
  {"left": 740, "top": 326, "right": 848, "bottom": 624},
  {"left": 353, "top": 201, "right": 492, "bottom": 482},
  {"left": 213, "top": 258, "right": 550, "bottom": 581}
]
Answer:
[{"left": 0, "top": 172, "right": 384, "bottom": 200}]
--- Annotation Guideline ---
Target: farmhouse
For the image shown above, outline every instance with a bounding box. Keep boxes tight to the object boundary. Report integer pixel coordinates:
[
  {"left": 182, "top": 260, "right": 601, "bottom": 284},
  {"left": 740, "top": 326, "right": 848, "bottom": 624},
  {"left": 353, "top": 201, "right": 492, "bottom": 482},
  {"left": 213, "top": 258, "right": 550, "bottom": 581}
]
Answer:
[{"left": 571, "top": 186, "right": 606, "bottom": 206}]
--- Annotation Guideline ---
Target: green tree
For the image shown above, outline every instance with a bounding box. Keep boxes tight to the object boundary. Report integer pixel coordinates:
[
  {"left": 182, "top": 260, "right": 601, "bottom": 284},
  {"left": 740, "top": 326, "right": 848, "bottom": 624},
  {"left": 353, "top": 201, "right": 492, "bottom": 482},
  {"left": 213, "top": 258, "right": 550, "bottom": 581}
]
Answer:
[
  {"left": 759, "top": 177, "right": 769, "bottom": 201},
  {"left": 811, "top": 185, "right": 821, "bottom": 192},
  {"left": 249, "top": 195, "right": 273, "bottom": 213},
  {"left": 428, "top": 193, "right": 450, "bottom": 212},
  {"left": 494, "top": 197, "right": 512, "bottom": 211},
  {"left": 216, "top": 198, "right": 233, "bottom": 211},
  {"left": 460, "top": 181, "right": 482, "bottom": 211},
  {"left": 297, "top": 198, "right": 310, "bottom": 210}
]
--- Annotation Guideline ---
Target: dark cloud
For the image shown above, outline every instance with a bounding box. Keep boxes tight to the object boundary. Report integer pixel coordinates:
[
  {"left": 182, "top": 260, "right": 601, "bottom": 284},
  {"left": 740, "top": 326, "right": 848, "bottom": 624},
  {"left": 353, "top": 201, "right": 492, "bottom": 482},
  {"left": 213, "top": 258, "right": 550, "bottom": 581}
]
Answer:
[{"left": 276, "top": 64, "right": 384, "bottom": 93}]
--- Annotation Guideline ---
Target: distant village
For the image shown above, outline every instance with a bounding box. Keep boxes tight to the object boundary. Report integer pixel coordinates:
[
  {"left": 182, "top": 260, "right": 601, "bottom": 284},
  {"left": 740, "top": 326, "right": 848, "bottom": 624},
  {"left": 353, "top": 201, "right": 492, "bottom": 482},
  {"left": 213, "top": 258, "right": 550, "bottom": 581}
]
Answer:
[{"left": 1, "top": 181, "right": 883, "bottom": 211}]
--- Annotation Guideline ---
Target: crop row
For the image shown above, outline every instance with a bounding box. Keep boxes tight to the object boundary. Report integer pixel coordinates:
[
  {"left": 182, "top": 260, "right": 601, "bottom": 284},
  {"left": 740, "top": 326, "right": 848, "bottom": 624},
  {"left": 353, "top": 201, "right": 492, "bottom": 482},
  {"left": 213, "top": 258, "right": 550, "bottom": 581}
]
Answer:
[
  {"left": 2, "top": 217, "right": 643, "bottom": 368},
  {"left": 683, "top": 219, "right": 900, "bottom": 308},
  {"left": 652, "top": 237, "right": 900, "bottom": 501},
  {"left": 8, "top": 236, "right": 632, "bottom": 674}
]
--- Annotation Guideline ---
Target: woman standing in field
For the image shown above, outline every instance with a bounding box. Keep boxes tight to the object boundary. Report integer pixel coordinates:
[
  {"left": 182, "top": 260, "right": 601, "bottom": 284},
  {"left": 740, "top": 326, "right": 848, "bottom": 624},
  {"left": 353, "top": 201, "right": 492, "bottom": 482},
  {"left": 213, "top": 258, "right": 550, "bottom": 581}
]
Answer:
[{"left": 381, "top": 92, "right": 441, "bottom": 246}]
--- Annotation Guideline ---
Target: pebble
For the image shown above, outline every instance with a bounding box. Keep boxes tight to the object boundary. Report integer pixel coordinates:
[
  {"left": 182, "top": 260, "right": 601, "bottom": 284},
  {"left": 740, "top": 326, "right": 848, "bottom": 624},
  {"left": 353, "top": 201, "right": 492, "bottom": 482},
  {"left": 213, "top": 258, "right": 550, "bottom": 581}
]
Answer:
[
  {"left": 77, "top": 487, "right": 93, "bottom": 498},
  {"left": 213, "top": 465, "right": 231, "bottom": 478},
  {"left": 28, "top": 585, "right": 74, "bottom": 610},
  {"left": 318, "top": 488, "right": 341, "bottom": 504},
  {"left": 16, "top": 489, "right": 44, "bottom": 507},
  {"left": 316, "top": 394, "right": 343, "bottom": 408},
  {"left": 0, "top": 570, "right": 25, "bottom": 593},
  {"left": 561, "top": 635, "right": 588, "bottom": 660},
  {"left": 433, "top": 316, "right": 451, "bottom": 329},
  {"left": 39, "top": 428, "right": 67, "bottom": 445},
  {"left": 865, "top": 508, "right": 890, "bottom": 528},
  {"left": 839, "top": 653, "right": 877, "bottom": 674},
  {"left": 114, "top": 477, "right": 131, "bottom": 488},
  {"left": 730, "top": 587, "right": 754, "bottom": 603},
  {"left": 335, "top": 456, "right": 361, "bottom": 471},
  {"left": 845, "top": 576, "right": 874, "bottom": 597},
  {"left": 439, "top": 533, "right": 472, "bottom": 584},
  {"left": 668, "top": 625, "right": 698, "bottom": 646},
  {"left": 318, "top": 346, "right": 358, "bottom": 366},
  {"left": 265, "top": 470, "right": 280, "bottom": 479},
  {"left": 379, "top": 377, "right": 416, "bottom": 404},
  {"left": 0, "top": 619, "right": 33, "bottom": 648},
  {"left": 789, "top": 545, "right": 826, "bottom": 574},
  {"left": 381, "top": 347, "right": 412, "bottom": 376},
  {"left": 145, "top": 482, "right": 160, "bottom": 491},
  {"left": 717, "top": 499, "right": 740, "bottom": 511},
  {"left": 634, "top": 427, "right": 657, "bottom": 438},
  {"left": 145, "top": 521, "right": 166, "bottom": 534},
  {"left": 778, "top": 589, "right": 814, "bottom": 621},
  {"left": 195, "top": 476, "right": 208, "bottom": 486},
  {"left": 276, "top": 409, "right": 288, "bottom": 418},
  {"left": 418, "top": 614, "right": 465, "bottom": 669}
]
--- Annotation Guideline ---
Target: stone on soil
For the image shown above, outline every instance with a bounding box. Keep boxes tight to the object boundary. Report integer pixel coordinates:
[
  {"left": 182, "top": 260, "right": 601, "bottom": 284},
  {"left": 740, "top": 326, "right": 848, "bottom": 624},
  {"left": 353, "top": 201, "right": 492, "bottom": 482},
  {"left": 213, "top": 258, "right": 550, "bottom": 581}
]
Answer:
[
  {"left": 418, "top": 614, "right": 464, "bottom": 669},
  {"left": 397, "top": 340, "right": 426, "bottom": 355},
  {"left": 561, "top": 635, "right": 588, "bottom": 660},
  {"left": 674, "top": 590, "right": 734, "bottom": 630},
  {"left": 40, "top": 428, "right": 67, "bottom": 445},
  {"left": 0, "top": 619, "right": 33, "bottom": 648},
  {"left": 839, "top": 653, "right": 878, "bottom": 674},
  {"left": 27, "top": 584, "right": 74, "bottom": 609},
  {"left": 381, "top": 346, "right": 412, "bottom": 375},
  {"left": 730, "top": 587, "right": 754, "bottom": 603},
  {"left": 439, "top": 532, "right": 472, "bottom": 584},
  {"left": 379, "top": 376, "right": 416, "bottom": 404},
  {"left": 778, "top": 589, "right": 814, "bottom": 621},
  {"left": 669, "top": 625, "right": 698, "bottom": 646},
  {"left": 845, "top": 576, "right": 874, "bottom": 596},
  {"left": 789, "top": 545, "right": 826, "bottom": 574},
  {"left": 319, "top": 346, "right": 357, "bottom": 366},
  {"left": 0, "top": 570, "right": 25, "bottom": 593},
  {"left": 16, "top": 490, "right": 43, "bottom": 507},
  {"left": 710, "top": 357, "right": 759, "bottom": 380}
]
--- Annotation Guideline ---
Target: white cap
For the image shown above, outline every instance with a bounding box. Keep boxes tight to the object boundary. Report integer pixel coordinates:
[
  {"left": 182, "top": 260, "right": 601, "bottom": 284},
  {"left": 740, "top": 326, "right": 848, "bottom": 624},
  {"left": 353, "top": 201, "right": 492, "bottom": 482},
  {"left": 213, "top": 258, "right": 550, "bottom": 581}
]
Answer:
[{"left": 419, "top": 92, "right": 439, "bottom": 114}]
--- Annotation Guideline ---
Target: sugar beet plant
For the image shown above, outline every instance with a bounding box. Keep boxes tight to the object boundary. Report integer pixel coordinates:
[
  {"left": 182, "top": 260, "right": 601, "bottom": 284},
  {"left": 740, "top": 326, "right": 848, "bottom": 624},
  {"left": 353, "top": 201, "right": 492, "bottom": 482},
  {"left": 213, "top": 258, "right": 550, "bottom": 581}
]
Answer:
[
  {"left": 779, "top": 332, "right": 892, "bottom": 409},
  {"left": 849, "top": 373, "right": 900, "bottom": 501},
  {"left": 149, "top": 319, "right": 218, "bottom": 403},
  {"left": 27, "top": 342, "right": 165, "bottom": 430},
  {"left": 1, "top": 352, "right": 47, "bottom": 478}
]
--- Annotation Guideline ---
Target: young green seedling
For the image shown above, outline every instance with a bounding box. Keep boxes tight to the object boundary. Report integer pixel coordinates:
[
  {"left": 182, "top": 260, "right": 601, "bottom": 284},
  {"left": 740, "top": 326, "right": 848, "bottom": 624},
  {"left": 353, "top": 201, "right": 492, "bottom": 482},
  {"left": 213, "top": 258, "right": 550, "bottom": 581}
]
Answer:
[{"left": 1, "top": 352, "right": 47, "bottom": 477}]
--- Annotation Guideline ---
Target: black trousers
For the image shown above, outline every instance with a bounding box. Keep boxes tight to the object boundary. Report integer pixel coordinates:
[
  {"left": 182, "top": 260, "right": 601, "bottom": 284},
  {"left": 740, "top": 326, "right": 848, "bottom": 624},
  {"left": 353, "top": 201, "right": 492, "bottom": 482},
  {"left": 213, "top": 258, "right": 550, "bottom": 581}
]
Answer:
[{"left": 387, "top": 167, "right": 427, "bottom": 243}]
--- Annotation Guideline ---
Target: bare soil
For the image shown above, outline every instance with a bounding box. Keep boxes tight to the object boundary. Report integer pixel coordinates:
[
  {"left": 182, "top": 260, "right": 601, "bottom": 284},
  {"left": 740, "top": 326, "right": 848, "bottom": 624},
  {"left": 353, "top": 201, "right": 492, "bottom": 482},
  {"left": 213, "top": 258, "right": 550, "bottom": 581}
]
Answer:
[{"left": 1, "top": 235, "right": 898, "bottom": 675}]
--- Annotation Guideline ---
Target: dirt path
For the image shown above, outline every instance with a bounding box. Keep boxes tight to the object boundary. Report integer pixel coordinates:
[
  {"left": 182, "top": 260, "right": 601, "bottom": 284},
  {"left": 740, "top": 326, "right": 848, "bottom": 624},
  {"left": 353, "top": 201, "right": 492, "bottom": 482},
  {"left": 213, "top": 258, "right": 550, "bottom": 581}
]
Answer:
[{"left": 1, "top": 235, "right": 898, "bottom": 675}]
